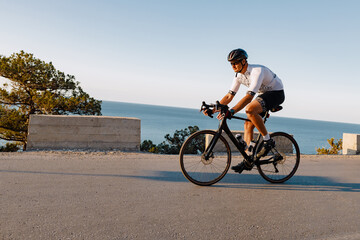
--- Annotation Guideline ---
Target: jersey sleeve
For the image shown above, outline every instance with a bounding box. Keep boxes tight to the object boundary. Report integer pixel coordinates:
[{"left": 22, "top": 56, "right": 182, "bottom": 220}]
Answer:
[
  {"left": 248, "top": 67, "right": 264, "bottom": 93},
  {"left": 229, "top": 77, "right": 240, "bottom": 94}
]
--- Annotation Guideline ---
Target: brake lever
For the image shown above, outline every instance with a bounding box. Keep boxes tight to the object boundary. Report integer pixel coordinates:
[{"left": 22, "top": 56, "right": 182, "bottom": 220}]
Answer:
[
  {"left": 216, "top": 101, "right": 229, "bottom": 114},
  {"left": 200, "top": 101, "right": 214, "bottom": 118}
]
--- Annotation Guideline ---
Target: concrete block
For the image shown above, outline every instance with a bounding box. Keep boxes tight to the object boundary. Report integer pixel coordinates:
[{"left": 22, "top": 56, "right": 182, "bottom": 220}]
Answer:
[
  {"left": 343, "top": 133, "right": 360, "bottom": 155},
  {"left": 27, "top": 115, "right": 141, "bottom": 151}
]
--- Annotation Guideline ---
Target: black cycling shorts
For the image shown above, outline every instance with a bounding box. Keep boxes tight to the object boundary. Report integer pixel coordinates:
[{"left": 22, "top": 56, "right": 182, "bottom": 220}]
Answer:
[{"left": 256, "top": 90, "right": 285, "bottom": 113}]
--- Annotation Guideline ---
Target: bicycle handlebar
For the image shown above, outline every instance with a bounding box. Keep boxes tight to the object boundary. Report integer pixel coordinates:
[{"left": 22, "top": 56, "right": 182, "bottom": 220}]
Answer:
[
  {"left": 200, "top": 101, "right": 229, "bottom": 118},
  {"left": 200, "top": 101, "right": 251, "bottom": 122}
]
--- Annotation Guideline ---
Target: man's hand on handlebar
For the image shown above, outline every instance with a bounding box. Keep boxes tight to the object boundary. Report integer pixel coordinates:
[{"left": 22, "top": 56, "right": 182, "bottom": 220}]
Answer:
[
  {"left": 203, "top": 108, "right": 215, "bottom": 117},
  {"left": 201, "top": 101, "right": 234, "bottom": 120},
  {"left": 217, "top": 108, "right": 235, "bottom": 120},
  {"left": 201, "top": 102, "right": 215, "bottom": 118}
]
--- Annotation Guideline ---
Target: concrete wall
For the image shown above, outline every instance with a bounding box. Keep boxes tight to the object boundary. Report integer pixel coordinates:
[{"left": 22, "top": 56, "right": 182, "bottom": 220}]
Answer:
[
  {"left": 343, "top": 133, "right": 360, "bottom": 155},
  {"left": 27, "top": 115, "right": 141, "bottom": 151}
]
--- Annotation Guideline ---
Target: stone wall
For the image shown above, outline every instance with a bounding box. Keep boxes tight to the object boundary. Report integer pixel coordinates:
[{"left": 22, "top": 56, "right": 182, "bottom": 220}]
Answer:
[
  {"left": 27, "top": 115, "right": 141, "bottom": 151},
  {"left": 343, "top": 133, "right": 360, "bottom": 155}
]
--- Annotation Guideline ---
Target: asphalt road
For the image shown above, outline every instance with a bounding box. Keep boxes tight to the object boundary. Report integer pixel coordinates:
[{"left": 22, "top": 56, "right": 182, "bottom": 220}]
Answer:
[{"left": 1, "top": 152, "right": 360, "bottom": 240}]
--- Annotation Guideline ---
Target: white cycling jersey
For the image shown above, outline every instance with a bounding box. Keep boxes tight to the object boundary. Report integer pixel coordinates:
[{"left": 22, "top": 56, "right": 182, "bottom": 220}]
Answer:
[{"left": 229, "top": 64, "right": 283, "bottom": 94}]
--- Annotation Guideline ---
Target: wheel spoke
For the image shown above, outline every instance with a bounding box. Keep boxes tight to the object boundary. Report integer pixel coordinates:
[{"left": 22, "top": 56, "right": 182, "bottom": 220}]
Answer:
[
  {"left": 257, "top": 132, "right": 300, "bottom": 183},
  {"left": 180, "top": 130, "right": 231, "bottom": 186}
]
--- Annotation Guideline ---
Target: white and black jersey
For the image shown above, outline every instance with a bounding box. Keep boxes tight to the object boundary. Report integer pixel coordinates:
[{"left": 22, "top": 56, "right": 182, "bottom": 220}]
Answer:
[{"left": 229, "top": 64, "right": 284, "bottom": 95}]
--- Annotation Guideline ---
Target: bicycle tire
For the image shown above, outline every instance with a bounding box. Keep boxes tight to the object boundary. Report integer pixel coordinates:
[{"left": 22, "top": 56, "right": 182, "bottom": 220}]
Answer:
[
  {"left": 179, "top": 130, "right": 231, "bottom": 186},
  {"left": 256, "top": 132, "right": 300, "bottom": 183}
]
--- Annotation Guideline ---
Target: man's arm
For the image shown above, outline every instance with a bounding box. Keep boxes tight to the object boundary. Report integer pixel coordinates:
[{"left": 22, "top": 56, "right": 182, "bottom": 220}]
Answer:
[
  {"left": 219, "top": 93, "right": 234, "bottom": 105},
  {"left": 203, "top": 92, "right": 234, "bottom": 117},
  {"left": 231, "top": 93, "right": 254, "bottom": 113}
]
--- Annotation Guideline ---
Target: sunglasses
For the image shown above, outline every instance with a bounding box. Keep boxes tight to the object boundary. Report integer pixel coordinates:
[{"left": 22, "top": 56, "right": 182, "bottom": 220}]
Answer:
[{"left": 230, "top": 60, "right": 243, "bottom": 66}]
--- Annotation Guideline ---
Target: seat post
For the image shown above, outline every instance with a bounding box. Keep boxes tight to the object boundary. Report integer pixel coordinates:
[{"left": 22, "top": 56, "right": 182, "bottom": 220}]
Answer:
[{"left": 263, "top": 111, "right": 270, "bottom": 124}]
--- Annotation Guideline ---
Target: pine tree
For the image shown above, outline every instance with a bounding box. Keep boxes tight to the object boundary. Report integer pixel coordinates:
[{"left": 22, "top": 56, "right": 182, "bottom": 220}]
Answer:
[{"left": 0, "top": 51, "right": 102, "bottom": 150}]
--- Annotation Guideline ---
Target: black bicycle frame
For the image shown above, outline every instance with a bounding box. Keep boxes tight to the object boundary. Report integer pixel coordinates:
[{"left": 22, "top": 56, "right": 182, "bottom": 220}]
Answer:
[
  {"left": 201, "top": 101, "right": 283, "bottom": 166},
  {"left": 203, "top": 111, "right": 281, "bottom": 165},
  {"left": 204, "top": 115, "right": 253, "bottom": 162}
]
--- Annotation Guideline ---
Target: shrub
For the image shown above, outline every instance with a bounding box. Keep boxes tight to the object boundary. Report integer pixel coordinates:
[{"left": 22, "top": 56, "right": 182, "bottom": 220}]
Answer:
[
  {"left": 141, "top": 126, "right": 199, "bottom": 154},
  {"left": 140, "top": 140, "right": 159, "bottom": 153},
  {"left": 316, "top": 138, "right": 342, "bottom": 155},
  {"left": 0, "top": 142, "right": 21, "bottom": 152}
]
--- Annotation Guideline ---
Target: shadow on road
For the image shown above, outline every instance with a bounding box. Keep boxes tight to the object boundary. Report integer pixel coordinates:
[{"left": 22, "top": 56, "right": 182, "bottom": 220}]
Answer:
[
  {"left": 1, "top": 169, "right": 359, "bottom": 192},
  {"left": 142, "top": 171, "right": 360, "bottom": 192},
  {"left": 217, "top": 173, "right": 360, "bottom": 192}
]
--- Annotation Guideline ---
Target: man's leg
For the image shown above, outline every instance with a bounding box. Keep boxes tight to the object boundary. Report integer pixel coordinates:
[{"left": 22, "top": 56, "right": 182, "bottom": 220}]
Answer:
[
  {"left": 231, "top": 108, "right": 258, "bottom": 173},
  {"left": 244, "top": 120, "right": 255, "bottom": 145},
  {"left": 246, "top": 100, "right": 276, "bottom": 157},
  {"left": 245, "top": 100, "right": 268, "bottom": 137}
]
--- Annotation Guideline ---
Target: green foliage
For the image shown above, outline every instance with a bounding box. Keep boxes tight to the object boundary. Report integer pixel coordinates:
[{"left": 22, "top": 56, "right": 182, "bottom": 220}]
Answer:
[
  {"left": 316, "top": 138, "right": 342, "bottom": 155},
  {"left": 0, "top": 142, "right": 21, "bottom": 152},
  {"left": 0, "top": 51, "right": 102, "bottom": 150},
  {"left": 140, "top": 140, "right": 159, "bottom": 153},
  {"left": 141, "top": 126, "right": 199, "bottom": 154}
]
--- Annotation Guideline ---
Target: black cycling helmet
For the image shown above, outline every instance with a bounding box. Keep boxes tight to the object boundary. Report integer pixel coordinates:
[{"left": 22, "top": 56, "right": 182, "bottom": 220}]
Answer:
[{"left": 227, "top": 48, "right": 248, "bottom": 62}]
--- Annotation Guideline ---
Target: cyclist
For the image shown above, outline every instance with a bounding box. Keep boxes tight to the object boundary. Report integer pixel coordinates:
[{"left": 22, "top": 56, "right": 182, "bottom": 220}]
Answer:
[{"left": 205, "top": 48, "right": 285, "bottom": 172}]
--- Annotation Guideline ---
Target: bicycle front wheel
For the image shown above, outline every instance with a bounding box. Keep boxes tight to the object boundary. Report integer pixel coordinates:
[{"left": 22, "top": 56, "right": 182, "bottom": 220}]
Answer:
[
  {"left": 179, "top": 130, "right": 231, "bottom": 186},
  {"left": 256, "top": 132, "right": 300, "bottom": 183}
]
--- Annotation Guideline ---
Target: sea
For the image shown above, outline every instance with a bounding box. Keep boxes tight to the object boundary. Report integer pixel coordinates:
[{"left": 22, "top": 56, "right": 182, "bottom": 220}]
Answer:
[{"left": 102, "top": 101, "right": 360, "bottom": 154}]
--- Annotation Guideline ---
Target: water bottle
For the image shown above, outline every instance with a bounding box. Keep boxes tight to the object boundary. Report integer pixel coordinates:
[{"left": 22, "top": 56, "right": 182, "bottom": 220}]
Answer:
[{"left": 235, "top": 134, "right": 247, "bottom": 150}]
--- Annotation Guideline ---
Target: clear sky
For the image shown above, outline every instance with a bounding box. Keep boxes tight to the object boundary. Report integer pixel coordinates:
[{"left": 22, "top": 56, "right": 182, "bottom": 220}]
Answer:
[{"left": 1, "top": 0, "right": 360, "bottom": 124}]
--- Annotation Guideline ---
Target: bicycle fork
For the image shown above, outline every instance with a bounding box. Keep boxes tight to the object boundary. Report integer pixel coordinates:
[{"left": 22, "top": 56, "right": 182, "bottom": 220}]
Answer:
[{"left": 203, "top": 130, "right": 223, "bottom": 161}]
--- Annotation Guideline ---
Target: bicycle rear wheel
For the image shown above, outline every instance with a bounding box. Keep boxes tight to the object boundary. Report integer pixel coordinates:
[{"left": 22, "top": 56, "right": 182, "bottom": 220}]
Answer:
[
  {"left": 256, "top": 132, "right": 300, "bottom": 183},
  {"left": 179, "top": 130, "right": 231, "bottom": 186}
]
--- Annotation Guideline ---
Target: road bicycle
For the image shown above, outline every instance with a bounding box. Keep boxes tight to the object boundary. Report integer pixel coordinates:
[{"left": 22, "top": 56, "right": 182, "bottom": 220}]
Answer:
[{"left": 179, "top": 101, "right": 300, "bottom": 186}]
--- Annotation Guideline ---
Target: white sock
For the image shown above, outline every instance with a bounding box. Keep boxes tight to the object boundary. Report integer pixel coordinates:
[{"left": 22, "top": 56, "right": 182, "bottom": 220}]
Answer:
[{"left": 263, "top": 134, "right": 270, "bottom": 141}]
